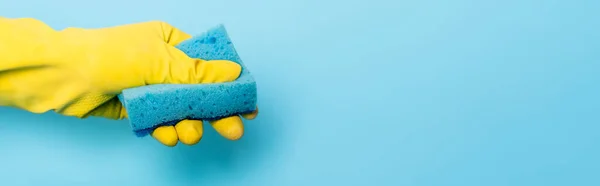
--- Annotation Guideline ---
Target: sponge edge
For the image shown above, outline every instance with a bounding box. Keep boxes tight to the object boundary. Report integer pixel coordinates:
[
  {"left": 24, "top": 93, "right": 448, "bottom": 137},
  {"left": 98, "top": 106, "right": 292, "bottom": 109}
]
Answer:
[{"left": 118, "top": 25, "right": 257, "bottom": 137}]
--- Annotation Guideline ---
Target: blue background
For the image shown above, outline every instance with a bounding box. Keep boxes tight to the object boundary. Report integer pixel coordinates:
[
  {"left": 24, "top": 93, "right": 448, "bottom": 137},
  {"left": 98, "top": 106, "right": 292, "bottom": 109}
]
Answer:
[{"left": 0, "top": 0, "right": 599, "bottom": 185}]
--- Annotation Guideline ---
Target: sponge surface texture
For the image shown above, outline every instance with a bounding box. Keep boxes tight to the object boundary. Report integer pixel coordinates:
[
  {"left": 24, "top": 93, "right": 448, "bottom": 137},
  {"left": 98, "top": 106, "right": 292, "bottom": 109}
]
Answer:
[{"left": 118, "top": 25, "right": 257, "bottom": 137}]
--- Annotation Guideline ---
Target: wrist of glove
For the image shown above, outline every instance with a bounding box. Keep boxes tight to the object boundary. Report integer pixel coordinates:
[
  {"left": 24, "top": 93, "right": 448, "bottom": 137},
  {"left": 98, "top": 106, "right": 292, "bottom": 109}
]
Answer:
[{"left": 0, "top": 17, "right": 258, "bottom": 146}]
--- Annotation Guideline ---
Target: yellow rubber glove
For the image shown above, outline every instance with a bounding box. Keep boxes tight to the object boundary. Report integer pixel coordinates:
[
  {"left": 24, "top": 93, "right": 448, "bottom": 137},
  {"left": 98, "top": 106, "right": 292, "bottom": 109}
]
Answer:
[{"left": 0, "top": 17, "right": 258, "bottom": 146}]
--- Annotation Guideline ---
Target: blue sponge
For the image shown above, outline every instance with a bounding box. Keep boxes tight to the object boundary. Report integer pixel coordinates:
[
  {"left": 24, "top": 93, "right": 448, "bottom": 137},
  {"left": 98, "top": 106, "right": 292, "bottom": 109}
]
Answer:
[{"left": 117, "top": 25, "right": 257, "bottom": 137}]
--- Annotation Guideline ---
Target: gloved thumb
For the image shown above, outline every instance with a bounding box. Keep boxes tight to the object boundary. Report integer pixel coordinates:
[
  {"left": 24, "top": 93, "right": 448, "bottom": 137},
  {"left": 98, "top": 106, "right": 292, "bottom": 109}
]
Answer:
[{"left": 144, "top": 45, "right": 242, "bottom": 85}]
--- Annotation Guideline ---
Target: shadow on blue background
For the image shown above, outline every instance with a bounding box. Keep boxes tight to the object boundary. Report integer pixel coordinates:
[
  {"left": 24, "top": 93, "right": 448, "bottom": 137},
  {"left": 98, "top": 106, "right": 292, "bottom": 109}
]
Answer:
[{"left": 1, "top": 0, "right": 600, "bottom": 185}]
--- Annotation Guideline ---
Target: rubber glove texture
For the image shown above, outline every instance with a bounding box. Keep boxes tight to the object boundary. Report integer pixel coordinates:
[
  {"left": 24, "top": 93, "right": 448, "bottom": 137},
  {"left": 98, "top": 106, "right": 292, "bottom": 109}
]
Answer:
[{"left": 0, "top": 17, "right": 258, "bottom": 146}]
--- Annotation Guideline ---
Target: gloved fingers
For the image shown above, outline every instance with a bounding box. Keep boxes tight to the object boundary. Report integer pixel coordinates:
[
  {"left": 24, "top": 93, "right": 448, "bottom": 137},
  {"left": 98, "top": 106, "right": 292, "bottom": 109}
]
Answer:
[
  {"left": 241, "top": 106, "right": 259, "bottom": 120},
  {"left": 153, "top": 117, "right": 242, "bottom": 146},
  {"left": 174, "top": 120, "right": 204, "bottom": 145},
  {"left": 209, "top": 116, "right": 244, "bottom": 140},
  {"left": 151, "top": 111, "right": 253, "bottom": 146},
  {"left": 151, "top": 125, "right": 178, "bottom": 147},
  {"left": 151, "top": 120, "right": 204, "bottom": 147}
]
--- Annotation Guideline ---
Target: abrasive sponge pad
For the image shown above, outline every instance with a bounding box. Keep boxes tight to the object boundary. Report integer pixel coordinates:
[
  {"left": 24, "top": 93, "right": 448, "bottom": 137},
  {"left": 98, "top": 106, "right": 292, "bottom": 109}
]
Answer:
[{"left": 117, "top": 25, "right": 257, "bottom": 137}]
